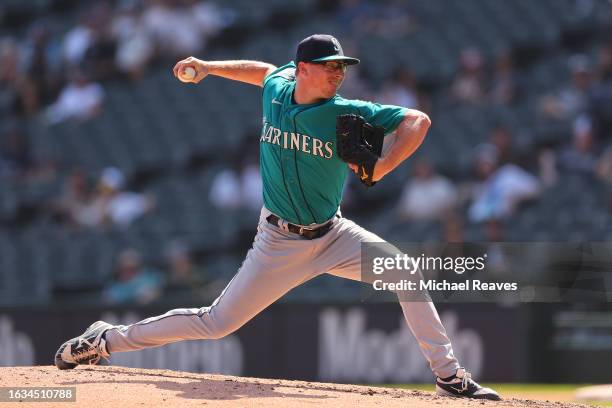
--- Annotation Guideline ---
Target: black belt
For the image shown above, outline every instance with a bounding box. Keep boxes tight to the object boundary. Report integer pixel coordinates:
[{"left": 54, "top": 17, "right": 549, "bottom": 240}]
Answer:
[{"left": 266, "top": 214, "right": 334, "bottom": 240}]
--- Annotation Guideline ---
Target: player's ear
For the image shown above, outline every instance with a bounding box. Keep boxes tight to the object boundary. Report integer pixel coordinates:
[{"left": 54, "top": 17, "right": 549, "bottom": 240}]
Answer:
[{"left": 297, "top": 61, "right": 307, "bottom": 77}]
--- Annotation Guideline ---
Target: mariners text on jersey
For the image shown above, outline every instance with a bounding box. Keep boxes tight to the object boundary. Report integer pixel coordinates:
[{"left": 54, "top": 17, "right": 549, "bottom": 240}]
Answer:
[{"left": 260, "top": 122, "right": 334, "bottom": 159}]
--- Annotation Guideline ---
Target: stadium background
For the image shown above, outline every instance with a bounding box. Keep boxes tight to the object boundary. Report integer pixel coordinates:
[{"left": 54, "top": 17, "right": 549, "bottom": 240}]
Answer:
[{"left": 1, "top": 0, "right": 611, "bottom": 387}]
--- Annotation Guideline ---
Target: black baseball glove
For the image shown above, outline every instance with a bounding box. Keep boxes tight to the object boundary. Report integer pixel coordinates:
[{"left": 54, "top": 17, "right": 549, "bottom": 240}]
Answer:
[{"left": 336, "top": 113, "right": 385, "bottom": 187}]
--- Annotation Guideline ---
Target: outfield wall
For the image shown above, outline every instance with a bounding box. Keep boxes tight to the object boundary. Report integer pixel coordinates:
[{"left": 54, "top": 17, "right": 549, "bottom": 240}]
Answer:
[{"left": 0, "top": 303, "right": 608, "bottom": 383}]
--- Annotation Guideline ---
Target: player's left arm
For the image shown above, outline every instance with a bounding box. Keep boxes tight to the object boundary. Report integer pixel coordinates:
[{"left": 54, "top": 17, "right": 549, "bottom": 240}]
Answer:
[{"left": 372, "top": 109, "right": 431, "bottom": 181}]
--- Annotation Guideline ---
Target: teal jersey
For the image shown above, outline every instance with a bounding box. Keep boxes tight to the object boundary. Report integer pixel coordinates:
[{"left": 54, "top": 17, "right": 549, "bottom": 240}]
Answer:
[{"left": 260, "top": 62, "right": 407, "bottom": 225}]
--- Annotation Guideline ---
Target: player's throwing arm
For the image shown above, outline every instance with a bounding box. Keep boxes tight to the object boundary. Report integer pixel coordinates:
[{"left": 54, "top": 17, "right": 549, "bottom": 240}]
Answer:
[{"left": 173, "top": 57, "right": 276, "bottom": 87}]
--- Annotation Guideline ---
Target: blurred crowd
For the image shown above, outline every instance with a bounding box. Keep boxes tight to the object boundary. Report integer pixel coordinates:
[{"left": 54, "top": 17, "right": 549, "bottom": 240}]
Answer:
[
  {"left": 341, "top": 42, "right": 612, "bottom": 240},
  {"left": 0, "top": 0, "right": 235, "bottom": 302},
  {"left": 356, "top": 5, "right": 609, "bottom": 245},
  {"left": 1, "top": 0, "right": 612, "bottom": 303},
  {"left": 50, "top": 166, "right": 155, "bottom": 229},
  {"left": 0, "top": 0, "right": 233, "bottom": 125},
  {"left": 102, "top": 241, "right": 224, "bottom": 305}
]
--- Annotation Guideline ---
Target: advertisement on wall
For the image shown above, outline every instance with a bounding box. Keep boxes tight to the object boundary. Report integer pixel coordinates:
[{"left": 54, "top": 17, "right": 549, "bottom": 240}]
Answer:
[{"left": 0, "top": 303, "right": 530, "bottom": 382}]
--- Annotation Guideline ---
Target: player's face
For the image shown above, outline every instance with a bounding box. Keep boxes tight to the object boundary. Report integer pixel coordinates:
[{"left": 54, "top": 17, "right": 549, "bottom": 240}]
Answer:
[{"left": 305, "top": 61, "right": 348, "bottom": 98}]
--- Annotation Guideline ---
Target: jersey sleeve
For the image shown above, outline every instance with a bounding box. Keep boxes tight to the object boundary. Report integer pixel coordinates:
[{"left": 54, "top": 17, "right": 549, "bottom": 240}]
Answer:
[
  {"left": 350, "top": 100, "right": 408, "bottom": 135},
  {"left": 262, "top": 62, "right": 296, "bottom": 98}
]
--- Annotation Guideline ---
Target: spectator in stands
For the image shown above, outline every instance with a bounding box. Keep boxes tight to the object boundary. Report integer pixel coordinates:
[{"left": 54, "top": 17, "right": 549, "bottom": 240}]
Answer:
[
  {"left": 489, "top": 125, "right": 516, "bottom": 165},
  {"left": 74, "top": 167, "right": 154, "bottom": 228},
  {"left": 558, "top": 115, "right": 597, "bottom": 175},
  {"left": 191, "top": 0, "right": 235, "bottom": 39},
  {"left": 553, "top": 55, "right": 595, "bottom": 119},
  {"left": 61, "top": 2, "right": 116, "bottom": 79},
  {"left": 396, "top": 159, "right": 457, "bottom": 221},
  {"left": 143, "top": 0, "right": 232, "bottom": 58},
  {"left": 7, "top": 26, "right": 59, "bottom": 117},
  {"left": 103, "top": 248, "right": 164, "bottom": 305},
  {"left": 596, "top": 41, "right": 612, "bottom": 81},
  {"left": 61, "top": 9, "right": 96, "bottom": 67},
  {"left": 377, "top": 68, "right": 419, "bottom": 109},
  {"left": 210, "top": 151, "right": 262, "bottom": 212},
  {"left": 163, "top": 240, "right": 214, "bottom": 299},
  {"left": 82, "top": 4, "right": 117, "bottom": 82},
  {"left": 20, "top": 21, "right": 63, "bottom": 113},
  {"left": 467, "top": 144, "right": 540, "bottom": 222},
  {"left": 111, "top": 1, "right": 154, "bottom": 80},
  {"left": 489, "top": 49, "right": 518, "bottom": 105},
  {"left": 50, "top": 168, "right": 92, "bottom": 228},
  {"left": 0, "top": 37, "right": 33, "bottom": 117},
  {"left": 0, "top": 37, "right": 19, "bottom": 91},
  {"left": 68, "top": 172, "right": 108, "bottom": 229},
  {"left": 209, "top": 164, "right": 241, "bottom": 210},
  {"left": 451, "top": 47, "right": 487, "bottom": 105},
  {"left": 45, "top": 69, "right": 105, "bottom": 124},
  {"left": 99, "top": 167, "right": 154, "bottom": 228},
  {"left": 538, "top": 147, "right": 559, "bottom": 188},
  {"left": 541, "top": 54, "right": 594, "bottom": 120}
]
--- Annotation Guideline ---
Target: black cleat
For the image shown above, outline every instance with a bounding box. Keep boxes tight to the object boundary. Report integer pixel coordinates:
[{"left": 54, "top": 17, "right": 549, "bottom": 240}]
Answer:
[
  {"left": 54, "top": 321, "right": 113, "bottom": 370},
  {"left": 436, "top": 368, "right": 501, "bottom": 401}
]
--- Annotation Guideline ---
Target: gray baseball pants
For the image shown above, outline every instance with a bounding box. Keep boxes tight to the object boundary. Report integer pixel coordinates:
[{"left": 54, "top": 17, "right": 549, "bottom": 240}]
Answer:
[{"left": 105, "top": 207, "right": 459, "bottom": 378}]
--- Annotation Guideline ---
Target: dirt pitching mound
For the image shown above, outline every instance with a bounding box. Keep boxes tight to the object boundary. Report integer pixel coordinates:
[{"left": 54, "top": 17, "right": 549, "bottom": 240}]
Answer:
[{"left": 0, "top": 366, "right": 589, "bottom": 408}]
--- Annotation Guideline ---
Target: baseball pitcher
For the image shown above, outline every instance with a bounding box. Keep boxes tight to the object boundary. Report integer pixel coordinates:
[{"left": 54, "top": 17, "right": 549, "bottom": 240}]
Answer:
[{"left": 54, "top": 34, "right": 500, "bottom": 400}]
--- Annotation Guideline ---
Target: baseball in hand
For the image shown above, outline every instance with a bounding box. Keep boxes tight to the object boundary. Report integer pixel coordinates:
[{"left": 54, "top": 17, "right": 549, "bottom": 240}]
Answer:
[{"left": 180, "top": 66, "right": 196, "bottom": 81}]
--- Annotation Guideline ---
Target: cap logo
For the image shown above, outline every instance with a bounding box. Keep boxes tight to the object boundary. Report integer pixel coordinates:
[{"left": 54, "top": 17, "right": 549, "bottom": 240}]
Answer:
[{"left": 331, "top": 37, "right": 340, "bottom": 52}]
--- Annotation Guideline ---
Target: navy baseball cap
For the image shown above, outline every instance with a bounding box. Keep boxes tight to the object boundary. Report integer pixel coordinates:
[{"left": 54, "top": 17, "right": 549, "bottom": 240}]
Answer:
[{"left": 296, "top": 34, "right": 360, "bottom": 65}]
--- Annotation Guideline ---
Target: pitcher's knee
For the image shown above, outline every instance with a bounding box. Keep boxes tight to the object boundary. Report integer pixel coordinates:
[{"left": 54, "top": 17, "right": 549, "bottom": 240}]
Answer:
[{"left": 197, "top": 306, "right": 240, "bottom": 339}]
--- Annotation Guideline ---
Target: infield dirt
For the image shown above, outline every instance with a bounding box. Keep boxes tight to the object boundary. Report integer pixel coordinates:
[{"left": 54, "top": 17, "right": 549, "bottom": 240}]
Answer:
[{"left": 0, "top": 366, "right": 591, "bottom": 408}]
